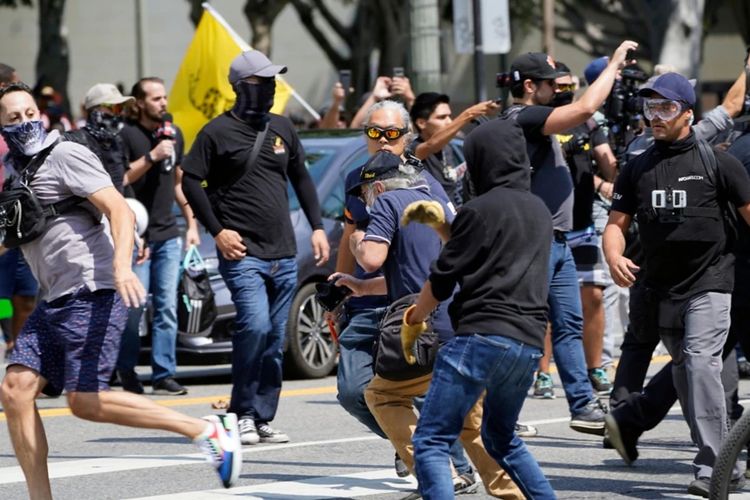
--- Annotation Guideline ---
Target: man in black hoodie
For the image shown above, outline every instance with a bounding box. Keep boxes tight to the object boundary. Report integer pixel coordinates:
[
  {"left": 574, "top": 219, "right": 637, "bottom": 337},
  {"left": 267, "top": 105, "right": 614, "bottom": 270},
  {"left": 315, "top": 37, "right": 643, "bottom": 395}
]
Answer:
[{"left": 403, "top": 118, "right": 554, "bottom": 498}]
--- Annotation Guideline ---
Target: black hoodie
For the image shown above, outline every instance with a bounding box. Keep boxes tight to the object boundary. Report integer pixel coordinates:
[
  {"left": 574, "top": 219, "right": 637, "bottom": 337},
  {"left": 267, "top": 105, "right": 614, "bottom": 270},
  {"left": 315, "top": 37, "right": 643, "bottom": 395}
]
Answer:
[{"left": 428, "top": 118, "right": 552, "bottom": 348}]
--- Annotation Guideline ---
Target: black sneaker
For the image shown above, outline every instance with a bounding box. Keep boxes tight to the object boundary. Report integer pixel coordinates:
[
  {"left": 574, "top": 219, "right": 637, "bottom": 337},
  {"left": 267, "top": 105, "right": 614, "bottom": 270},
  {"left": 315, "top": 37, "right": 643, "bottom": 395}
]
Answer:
[
  {"left": 152, "top": 377, "right": 188, "bottom": 395},
  {"left": 394, "top": 452, "right": 410, "bottom": 477},
  {"left": 453, "top": 471, "right": 479, "bottom": 494},
  {"left": 256, "top": 422, "right": 289, "bottom": 443},
  {"left": 117, "top": 369, "right": 144, "bottom": 394},
  {"left": 604, "top": 414, "right": 638, "bottom": 465},
  {"left": 569, "top": 398, "right": 607, "bottom": 435}
]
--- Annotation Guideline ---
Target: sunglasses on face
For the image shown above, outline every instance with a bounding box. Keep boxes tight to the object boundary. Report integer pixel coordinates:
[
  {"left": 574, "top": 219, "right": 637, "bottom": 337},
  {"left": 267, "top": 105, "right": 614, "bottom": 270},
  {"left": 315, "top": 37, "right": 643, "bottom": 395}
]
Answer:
[
  {"left": 364, "top": 126, "right": 408, "bottom": 141},
  {"left": 556, "top": 83, "right": 575, "bottom": 92},
  {"left": 99, "top": 103, "right": 124, "bottom": 114},
  {"left": 643, "top": 98, "right": 684, "bottom": 122}
]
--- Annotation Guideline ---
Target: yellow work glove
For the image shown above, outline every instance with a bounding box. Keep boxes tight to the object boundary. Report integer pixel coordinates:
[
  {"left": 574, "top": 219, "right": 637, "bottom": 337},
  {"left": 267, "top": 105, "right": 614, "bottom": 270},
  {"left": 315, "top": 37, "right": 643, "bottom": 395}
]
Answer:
[
  {"left": 401, "top": 304, "right": 428, "bottom": 365},
  {"left": 401, "top": 200, "right": 446, "bottom": 230}
]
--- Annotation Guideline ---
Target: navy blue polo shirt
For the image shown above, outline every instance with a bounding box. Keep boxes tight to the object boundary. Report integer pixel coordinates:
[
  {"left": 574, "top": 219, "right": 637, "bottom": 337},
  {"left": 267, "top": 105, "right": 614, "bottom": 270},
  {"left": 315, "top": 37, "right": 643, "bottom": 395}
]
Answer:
[{"left": 363, "top": 179, "right": 456, "bottom": 341}]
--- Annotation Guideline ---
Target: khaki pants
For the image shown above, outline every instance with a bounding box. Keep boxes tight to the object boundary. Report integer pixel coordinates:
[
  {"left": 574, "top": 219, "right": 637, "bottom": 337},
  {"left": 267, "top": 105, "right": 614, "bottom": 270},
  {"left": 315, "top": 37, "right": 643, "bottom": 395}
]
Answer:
[{"left": 365, "top": 373, "right": 523, "bottom": 499}]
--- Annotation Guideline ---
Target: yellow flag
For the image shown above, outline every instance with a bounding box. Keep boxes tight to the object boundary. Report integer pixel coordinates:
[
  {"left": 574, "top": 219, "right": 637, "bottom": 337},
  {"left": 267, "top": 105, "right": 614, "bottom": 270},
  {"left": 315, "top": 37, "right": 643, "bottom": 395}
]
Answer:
[{"left": 169, "top": 7, "right": 293, "bottom": 151}]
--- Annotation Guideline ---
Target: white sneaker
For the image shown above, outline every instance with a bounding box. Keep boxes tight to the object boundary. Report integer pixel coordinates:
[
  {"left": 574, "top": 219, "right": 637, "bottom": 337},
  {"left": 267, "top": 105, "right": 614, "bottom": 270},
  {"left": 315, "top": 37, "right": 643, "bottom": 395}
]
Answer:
[
  {"left": 194, "top": 414, "right": 241, "bottom": 488},
  {"left": 238, "top": 417, "right": 260, "bottom": 445}
]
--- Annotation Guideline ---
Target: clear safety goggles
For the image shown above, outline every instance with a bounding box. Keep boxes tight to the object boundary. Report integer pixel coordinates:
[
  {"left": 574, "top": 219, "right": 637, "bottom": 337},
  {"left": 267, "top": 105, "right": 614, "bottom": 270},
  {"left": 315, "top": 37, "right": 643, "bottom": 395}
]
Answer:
[{"left": 642, "top": 98, "right": 684, "bottom": 122}]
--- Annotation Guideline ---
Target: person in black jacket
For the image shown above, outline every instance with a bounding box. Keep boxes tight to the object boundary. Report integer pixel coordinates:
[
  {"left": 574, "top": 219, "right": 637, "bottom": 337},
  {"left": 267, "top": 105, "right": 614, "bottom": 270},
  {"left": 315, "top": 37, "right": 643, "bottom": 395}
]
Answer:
[
  {"left": 402, "top": 118, "right": 554, "bottom": 499},
  {"left": 603, "top": 72, "right": 750, "bottom": 497},
  {"left": 182, "top": 50, "right": 329, "bottom": 446}
]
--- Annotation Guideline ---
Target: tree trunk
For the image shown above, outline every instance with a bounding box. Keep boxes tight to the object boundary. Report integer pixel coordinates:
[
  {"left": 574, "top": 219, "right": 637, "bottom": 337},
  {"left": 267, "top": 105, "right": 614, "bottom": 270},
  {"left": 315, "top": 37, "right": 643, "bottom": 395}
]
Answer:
[
  {"left": 244, "top": 0, "right": 289, "bottom": 56},
  {"left": 36, "top": 0, "right": 70, "bottom": 114},
  {"left": 657, "top": 0, "right": 705, "bottom": 79}
]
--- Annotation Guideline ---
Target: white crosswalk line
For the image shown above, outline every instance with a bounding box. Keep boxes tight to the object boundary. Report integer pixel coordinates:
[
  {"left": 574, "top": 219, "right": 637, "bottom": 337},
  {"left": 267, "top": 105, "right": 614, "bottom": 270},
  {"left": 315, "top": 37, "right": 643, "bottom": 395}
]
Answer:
[
  {"left": 131, "top": 469, "right": 419, "bottom": 499},
  {"left": 0, "top": 436, "right": 382, "bottom": 485}
]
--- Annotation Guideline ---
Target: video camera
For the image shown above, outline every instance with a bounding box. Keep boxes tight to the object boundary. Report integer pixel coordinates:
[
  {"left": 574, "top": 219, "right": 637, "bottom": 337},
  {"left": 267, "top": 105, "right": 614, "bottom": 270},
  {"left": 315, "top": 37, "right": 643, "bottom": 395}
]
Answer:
[
  {"left": 314, "top": 282, "right": 352, "bottom": 312},
  {"left": 604, "top": 65, "right": 649, "bottom": 157}
]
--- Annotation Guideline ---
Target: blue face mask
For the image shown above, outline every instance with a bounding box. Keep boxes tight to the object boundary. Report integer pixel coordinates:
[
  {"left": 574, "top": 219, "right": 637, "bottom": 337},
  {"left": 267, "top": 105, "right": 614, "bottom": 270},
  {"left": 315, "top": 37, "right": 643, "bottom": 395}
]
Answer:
[{"left": 1, "top": 120, "right": 47, "bottom": 157}]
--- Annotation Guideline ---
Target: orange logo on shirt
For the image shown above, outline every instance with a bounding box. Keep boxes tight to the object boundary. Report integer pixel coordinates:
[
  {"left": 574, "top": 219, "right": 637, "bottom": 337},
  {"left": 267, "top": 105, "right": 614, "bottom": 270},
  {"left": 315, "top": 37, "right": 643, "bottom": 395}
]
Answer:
[{"left": 273, "top": 136, "right": 286, "bottom": 155}]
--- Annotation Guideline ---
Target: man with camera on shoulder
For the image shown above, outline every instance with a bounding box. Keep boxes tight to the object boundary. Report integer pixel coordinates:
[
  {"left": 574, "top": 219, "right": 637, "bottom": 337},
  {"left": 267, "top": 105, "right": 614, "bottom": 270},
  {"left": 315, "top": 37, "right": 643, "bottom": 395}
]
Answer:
[{"left": 501, "top": 40, "right": 637, "bottom": 435}]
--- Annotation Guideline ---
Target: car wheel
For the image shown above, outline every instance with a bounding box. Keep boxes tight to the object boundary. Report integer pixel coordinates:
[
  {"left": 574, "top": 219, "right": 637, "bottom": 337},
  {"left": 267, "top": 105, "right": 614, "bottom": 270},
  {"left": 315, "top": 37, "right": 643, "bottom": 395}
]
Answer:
[{"left": 285, "top": 282, "right": 338, "bottom": 378}]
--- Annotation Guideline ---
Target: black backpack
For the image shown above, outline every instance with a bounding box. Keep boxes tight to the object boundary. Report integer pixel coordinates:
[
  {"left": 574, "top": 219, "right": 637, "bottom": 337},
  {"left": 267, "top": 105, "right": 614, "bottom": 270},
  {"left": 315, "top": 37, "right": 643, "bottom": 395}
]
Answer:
[{"left": 0, "top": 140, "right": 85, "bottom": 248}]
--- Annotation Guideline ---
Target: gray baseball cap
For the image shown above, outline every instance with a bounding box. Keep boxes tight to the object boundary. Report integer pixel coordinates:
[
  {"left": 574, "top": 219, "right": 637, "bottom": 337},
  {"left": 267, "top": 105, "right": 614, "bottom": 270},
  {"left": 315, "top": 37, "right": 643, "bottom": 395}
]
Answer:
[{"left": 228, "top": 50, "right": 287, "bottom": 84}]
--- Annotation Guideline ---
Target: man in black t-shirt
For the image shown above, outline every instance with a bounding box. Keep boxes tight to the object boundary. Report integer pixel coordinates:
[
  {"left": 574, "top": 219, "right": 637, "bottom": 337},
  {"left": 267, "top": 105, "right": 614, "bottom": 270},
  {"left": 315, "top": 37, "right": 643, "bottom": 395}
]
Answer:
[
  {"left": 603, "top": 72, "right": 750, "bottom": 495},
  {"left": 505, "top": 40, "right": 637, "bottom": 435},
  {"left": 408, "top": 92, "right": 496, "bottom": 207},
  {"left": 182, "top": 50, "right": 330, "bottom": 446},
  {"left": 117, "top": 77, "right": 200, "bottom": 396}
]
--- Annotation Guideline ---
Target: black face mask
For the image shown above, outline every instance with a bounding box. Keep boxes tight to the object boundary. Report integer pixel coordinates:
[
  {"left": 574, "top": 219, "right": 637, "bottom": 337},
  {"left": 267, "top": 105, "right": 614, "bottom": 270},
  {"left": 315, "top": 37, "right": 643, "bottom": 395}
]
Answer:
[
  {"left": 551, "top": 91, "right": 574, "bottom": 108},
  {"left": 232, "top": 80, "right": 275, "bottom": 124},
  {"left": 86, "top": 109, "right": 122, "bottom": 139}
]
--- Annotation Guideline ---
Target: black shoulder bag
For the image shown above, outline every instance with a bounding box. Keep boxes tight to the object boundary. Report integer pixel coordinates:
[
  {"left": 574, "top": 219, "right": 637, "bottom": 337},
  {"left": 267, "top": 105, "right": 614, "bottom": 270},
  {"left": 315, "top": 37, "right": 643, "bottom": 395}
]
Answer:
[{"left": 0, "top": 140, "right": 85, "bottom": 248}]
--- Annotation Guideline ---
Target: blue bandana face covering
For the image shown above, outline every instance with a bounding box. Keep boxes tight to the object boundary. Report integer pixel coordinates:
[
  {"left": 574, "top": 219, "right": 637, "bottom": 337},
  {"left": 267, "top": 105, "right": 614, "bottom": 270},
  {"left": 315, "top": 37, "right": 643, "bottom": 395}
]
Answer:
[
  {"left": 1, "top": 120, "right": 47, "bottom": 157},
  {"left": 232, "top": 79, "right": 276, "bottom": 123}
]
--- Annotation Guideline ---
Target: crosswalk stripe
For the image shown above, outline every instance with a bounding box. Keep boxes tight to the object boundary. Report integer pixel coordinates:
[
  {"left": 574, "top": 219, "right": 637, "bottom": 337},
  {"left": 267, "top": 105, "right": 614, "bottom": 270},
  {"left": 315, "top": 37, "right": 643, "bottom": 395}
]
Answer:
[
  {"left": 130, "top": 469, "right": 419, "bottom": 499},
  {"left": 0, "top": 436, "right": 381, "bottom": 485}
]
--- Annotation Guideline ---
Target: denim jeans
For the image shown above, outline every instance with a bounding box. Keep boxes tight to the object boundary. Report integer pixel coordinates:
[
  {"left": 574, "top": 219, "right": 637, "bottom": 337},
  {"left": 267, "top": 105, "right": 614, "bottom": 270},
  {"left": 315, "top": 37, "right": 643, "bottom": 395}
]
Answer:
[
  {"left": 548, "top": 239, "right": 594, "bottom": 415},
  {"left": 413, "top": 334, "right": 554, "bottom": 499},
  {"left": 336, "top": 306, "right": 471, "bottom": 474},
  {"left": 117, "top": 237, "right": 181, "bottom": 382},
  {"left": 219, "top": 254, "right": 297, "bottom": 422}
]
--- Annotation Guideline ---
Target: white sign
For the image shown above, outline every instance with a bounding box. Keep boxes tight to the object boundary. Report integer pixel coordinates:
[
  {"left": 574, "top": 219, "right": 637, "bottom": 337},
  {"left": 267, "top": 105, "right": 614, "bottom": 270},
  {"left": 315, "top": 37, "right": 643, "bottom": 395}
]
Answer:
[{"left": 453, "top": 0, "right": 511, "bottom": 55}]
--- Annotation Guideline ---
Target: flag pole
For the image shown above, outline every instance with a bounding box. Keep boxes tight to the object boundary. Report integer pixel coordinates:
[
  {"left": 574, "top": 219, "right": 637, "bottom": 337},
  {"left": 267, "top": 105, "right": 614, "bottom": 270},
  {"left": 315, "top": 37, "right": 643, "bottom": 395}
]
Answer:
[{"left": 201, "top": 3, "right": 320, "bottom": 120}]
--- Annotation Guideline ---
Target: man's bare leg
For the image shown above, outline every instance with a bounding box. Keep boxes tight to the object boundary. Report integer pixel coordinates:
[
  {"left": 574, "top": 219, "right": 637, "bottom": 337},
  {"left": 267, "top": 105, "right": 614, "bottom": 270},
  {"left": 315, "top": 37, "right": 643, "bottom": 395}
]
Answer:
[
  {"left": 0, "top": 366, "right": 53, "bottom": 500},
  {"left": 66, "top": 391, "right": 207, "bottom": 438}
]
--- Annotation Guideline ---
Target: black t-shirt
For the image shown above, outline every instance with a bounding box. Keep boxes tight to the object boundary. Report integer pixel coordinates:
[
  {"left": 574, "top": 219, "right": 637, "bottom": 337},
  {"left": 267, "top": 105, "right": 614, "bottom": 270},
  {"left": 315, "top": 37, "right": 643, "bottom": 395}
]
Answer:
[
  {"left": 612, "top": 133, "right": 750, "bottom": 298},
  {"left": 558, "top": 120, "right": 608, "bottom": 230},
  {"left": 409, "top": 137, "right": 464, "bottom": 207},
  {"left": 181, "top": 112, "right": 323, "bottom": 259},
  {"left": 119, "top": 122, "right": 184, "bottom": 242},
  {"left": 64, "top": 128, "right": 130, "bottom": 196},
  {"left": 511, "top": 106, "right": 575, "bottom": 232}
]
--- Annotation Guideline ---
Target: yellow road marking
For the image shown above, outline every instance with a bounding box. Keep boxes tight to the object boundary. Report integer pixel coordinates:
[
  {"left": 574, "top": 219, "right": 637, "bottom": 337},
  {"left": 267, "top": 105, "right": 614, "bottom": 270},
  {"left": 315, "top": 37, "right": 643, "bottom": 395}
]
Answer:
[
  {"left": 0, "top": 355, "right": 675, "bottom": 422},
  {"left": 0, "top": 385, "right": 337, "bottom": 422}
]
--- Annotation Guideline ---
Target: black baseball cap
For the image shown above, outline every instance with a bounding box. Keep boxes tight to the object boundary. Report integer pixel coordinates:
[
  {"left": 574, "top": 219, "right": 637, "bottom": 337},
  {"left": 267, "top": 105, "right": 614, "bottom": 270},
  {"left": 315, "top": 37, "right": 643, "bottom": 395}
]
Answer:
[
  {"left": 510, "top": 53, "right": 568, "bottom": 83},
  {"left": 410, "top": 92, "right": 450, "bottom": 124},
  {"left": 347, "top": 151, "right": 403, "bottom": 196}
]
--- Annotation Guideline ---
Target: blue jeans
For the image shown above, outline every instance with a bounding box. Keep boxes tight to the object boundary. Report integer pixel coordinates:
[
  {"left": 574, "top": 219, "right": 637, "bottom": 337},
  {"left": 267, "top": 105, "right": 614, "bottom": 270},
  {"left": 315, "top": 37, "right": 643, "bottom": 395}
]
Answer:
[
  {"left": 219, "top": 254, "right": 297, "bottom": 422},
  {"left": 336, "top": 306, "right": 471, "bottom": 474},
  {"left": 117, "top": 237, "right": 181, "bottom": 382},
  {"left": 548, "top": 239, "right": 594, "bottom": 415},
  {"left": 413, "top": 334, "right": 554, "bottom": 499}
]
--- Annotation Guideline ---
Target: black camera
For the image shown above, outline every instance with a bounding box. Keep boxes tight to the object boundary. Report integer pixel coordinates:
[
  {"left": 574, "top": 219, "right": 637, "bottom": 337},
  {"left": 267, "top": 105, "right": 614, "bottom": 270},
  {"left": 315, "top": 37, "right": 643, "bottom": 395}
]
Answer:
[
  {"left": 314, "top": 282, "right": 353, "bottom": 312},
  {"left": 604, "top": 65, "right": 649, "bottom": 158}
]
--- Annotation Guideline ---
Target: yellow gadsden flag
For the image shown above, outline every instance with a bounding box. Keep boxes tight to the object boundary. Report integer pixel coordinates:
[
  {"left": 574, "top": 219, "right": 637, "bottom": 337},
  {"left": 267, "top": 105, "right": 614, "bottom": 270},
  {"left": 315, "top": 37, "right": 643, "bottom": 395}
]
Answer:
[{"left": 169, "top": 6, "right": 292, "bottom": 151}]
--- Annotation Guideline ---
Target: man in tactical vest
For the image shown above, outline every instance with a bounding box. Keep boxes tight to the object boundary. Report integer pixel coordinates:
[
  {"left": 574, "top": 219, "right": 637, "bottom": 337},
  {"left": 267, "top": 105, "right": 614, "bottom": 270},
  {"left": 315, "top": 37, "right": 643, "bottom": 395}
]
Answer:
[{"left": 603, "top": 72, "right": 750, "bottom": 497}]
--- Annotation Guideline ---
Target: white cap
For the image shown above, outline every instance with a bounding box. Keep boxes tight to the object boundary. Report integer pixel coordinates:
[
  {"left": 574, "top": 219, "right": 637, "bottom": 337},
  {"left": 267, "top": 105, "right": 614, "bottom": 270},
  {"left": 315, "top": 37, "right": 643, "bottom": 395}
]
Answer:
[{"left": 83, "top": 83, "right": 134, "bottom": 110}]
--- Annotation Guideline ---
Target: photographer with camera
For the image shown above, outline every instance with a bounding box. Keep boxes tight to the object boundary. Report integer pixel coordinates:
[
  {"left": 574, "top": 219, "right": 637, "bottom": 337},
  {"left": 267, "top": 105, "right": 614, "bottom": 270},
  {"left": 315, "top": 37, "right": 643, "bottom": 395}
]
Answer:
[
  {"left": 500, "top": 40, "right": 637, "bottom": 435},
  {"left": 529, "top": 62, "right": 619, "bottom": 400},
  {"left": 602, "top": 72, "right": 750, "bottom": 496}
]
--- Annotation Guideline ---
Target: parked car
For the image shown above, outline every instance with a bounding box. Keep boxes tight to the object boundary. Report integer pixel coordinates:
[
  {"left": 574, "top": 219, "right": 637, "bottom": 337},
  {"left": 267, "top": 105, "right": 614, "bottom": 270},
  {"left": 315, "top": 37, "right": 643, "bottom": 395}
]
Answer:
[{"left": 139, "top": 129, "right": 464, "bottom": 379}]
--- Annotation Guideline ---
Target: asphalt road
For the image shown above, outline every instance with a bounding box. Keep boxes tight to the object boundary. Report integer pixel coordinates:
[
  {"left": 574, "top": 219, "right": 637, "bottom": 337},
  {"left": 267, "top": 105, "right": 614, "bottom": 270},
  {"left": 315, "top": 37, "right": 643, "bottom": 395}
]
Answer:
[{"left": 2, "top": 357, "right": 750, "bottom": 499}]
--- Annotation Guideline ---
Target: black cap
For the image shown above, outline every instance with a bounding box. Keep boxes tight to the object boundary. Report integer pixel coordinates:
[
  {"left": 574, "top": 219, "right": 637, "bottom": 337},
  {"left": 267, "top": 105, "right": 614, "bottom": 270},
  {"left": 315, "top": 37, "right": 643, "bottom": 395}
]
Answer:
[
  {"left": 510, "top": 53, "right": 567, "bottom": 83},
  {"left": 410, "top": 92, "right": 450, "bottom": 125},
  {"left": 347, "top": 151, "right": 403, "bottom": 196}
]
